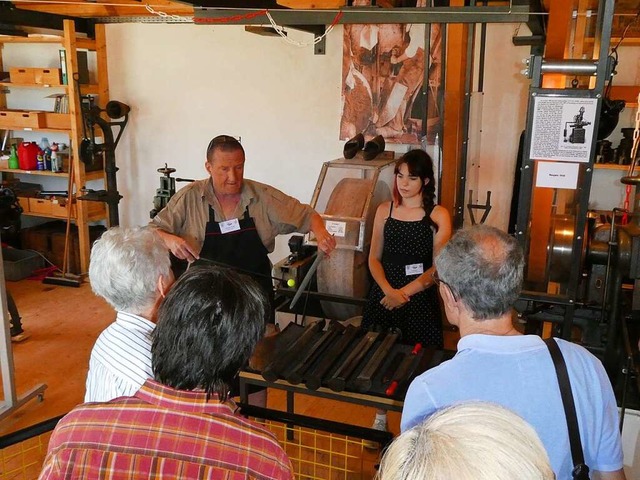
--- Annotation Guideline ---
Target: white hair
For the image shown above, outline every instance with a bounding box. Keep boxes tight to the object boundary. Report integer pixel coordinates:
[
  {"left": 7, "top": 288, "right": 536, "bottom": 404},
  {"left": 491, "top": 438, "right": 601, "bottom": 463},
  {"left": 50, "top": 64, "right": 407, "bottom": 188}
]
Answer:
[
  {"left": 378, "top": 402, "right": 555, "bottom": 480},
  {"left": 89, "top": 226, "right": 171, "bottom": 314}
]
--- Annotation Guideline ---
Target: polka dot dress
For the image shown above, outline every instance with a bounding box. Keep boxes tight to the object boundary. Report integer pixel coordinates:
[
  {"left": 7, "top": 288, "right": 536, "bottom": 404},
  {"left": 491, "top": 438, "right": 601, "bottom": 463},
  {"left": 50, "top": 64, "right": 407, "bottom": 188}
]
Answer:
[{"left": 362, "top": 205, "right": 443, "bottom": 348}]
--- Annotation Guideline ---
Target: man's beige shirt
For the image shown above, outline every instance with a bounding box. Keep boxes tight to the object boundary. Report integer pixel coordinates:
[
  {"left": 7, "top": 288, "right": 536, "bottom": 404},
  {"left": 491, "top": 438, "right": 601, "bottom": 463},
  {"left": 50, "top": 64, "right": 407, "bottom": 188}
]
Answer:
[{"left": 150, "top": 178, "right": 315, "bottom": 253}]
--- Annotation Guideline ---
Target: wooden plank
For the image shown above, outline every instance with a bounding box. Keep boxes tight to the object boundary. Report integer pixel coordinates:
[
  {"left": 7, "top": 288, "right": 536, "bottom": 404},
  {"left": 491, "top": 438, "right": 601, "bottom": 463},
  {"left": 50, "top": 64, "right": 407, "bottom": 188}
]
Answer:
[
  {"left": 277, "top": 0, "right": 345, "bottom": 7},
  {"left": 442, "top": 20, "right": 468, "bottom": 223},
  {"left": 15, "top": 1, "right": 193, "bottom": 18},
  {"left": 0, "top": 45, "right": 6, "bottom": 111},
  {"left": 63, "top": 19, "right": 91, "bottom": 274},
  {"left": 609, "top": 85, "right": 640, "bottom": 106},
  {"left": 95, "top": 23, "right": 111, "bottom": 227}
]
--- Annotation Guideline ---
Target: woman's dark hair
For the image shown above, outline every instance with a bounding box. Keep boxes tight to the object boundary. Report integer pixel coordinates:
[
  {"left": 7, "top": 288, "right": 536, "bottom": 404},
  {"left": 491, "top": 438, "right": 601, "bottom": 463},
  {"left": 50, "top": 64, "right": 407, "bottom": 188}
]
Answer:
[
  {"left": 392, "top": 149, "right": 436, "bottom": 213},
  {"left": 152, "top": 265, "right": 266, "bottom": 401}
]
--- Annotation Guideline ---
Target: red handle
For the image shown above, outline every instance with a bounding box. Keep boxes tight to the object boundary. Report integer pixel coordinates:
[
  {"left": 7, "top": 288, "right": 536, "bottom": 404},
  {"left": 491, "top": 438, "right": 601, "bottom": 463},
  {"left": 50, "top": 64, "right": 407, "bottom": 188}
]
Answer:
[
  {"left": 386, "top": 381, "right": 398, "bottom": 397},
  {"left": 411, "top": 343, "right": 423, "bottom": 355}
]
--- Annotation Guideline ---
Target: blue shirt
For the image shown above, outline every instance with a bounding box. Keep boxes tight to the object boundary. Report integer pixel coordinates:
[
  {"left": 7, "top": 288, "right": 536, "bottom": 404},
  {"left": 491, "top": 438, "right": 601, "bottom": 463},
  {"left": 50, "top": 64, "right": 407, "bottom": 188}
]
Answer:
[{"left": 401, "top": 334, "right": 624, "bottom": 479}]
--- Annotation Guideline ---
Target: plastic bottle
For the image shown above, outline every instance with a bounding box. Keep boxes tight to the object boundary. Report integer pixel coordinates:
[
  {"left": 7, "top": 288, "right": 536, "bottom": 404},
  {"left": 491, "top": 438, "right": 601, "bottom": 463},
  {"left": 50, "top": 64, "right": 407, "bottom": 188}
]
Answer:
[
  {"left": 8, "top": 145, "right": 19, "bottom": 169},
  {"left": 37, "top": 153, "right": 45, "bottom": 171},
  {"left": 51, "top": 143, "right": 62, "bottom": 173}
]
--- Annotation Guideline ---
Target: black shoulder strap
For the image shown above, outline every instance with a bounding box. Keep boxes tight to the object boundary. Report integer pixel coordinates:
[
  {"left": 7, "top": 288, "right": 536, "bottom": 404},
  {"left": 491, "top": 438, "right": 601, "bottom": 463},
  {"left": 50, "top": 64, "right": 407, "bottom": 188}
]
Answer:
[
  {"left": 544, "top": 337, "right": 590, "bottom": 479},
  {"left": 388, "top": 202, "right": 393, "bottom": 218}
]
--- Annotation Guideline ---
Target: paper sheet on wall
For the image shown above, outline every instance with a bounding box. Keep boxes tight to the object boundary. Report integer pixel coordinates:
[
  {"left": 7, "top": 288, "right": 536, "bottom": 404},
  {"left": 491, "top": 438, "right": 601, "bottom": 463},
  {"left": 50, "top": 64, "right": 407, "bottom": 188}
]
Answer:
[
  {"left": 530, "top": 97, "right": 598, "bottom": 162},
  {"left": 535, "top": 161, "right": 579, "bottom": 189}
]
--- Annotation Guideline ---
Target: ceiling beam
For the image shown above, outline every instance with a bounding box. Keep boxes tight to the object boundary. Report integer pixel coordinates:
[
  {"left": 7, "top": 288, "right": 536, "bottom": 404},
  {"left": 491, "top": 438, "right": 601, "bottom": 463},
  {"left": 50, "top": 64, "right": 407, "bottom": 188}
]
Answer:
[
  {"left": 195, "top": 5, "right": 531, "bottom": 25},
  {"left": 0, "top": 4, "right": 95, "bottom": 35}
]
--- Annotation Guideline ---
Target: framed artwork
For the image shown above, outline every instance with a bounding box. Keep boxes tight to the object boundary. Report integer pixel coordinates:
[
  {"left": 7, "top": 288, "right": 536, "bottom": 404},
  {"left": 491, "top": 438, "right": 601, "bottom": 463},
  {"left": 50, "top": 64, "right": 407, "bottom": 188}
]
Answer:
[{"left": 340, "top": 22, "right": 443, "bottom": 145}]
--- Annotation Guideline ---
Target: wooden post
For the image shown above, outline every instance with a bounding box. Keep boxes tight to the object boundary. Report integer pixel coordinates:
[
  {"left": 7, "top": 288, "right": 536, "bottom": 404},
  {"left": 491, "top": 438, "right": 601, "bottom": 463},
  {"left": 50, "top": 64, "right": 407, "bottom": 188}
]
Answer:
[{"left": 441, "top": 0, "right": 468, "bottom": 224}]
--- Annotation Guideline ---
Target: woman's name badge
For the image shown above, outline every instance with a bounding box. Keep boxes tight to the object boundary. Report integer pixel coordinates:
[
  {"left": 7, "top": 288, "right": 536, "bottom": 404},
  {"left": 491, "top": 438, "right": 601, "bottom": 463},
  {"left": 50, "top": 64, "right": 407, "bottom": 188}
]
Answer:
[
  {"left": 219, "top": 218, "right": 241, "bottom": 234},
  {"left": 405, "top": 263, "right": 424, "bottom": 276}
]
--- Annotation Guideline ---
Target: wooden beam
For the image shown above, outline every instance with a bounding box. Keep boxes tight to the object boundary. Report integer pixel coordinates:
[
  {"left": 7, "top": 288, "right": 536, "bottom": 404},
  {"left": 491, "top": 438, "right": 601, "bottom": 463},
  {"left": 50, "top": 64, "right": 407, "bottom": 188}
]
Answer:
[
  {"left": 442, "top": 17, "right": 468, "bottom": 226},
  {"left": 277, "top": 0, "right": 345, "bottom": 8},
  {"left": 13, "top": 1, "right": 193, "bottom": 19},
  {"left": 609, "top": 85, "right": 640, "bottom": 106}
]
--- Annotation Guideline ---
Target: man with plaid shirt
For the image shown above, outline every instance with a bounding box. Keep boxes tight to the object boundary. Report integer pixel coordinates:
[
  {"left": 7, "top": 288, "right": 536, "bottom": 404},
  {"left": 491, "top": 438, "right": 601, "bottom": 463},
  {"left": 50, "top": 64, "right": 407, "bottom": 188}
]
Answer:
[{"left": 40, "top": 266, "right": 293, "bottom": 480}]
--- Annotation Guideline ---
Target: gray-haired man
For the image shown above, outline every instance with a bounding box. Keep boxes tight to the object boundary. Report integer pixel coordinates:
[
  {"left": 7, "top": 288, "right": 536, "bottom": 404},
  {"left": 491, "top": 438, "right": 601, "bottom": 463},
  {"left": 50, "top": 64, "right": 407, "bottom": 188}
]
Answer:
[{"left": 401, "top": 225, "right": 625, "bottom": 480}]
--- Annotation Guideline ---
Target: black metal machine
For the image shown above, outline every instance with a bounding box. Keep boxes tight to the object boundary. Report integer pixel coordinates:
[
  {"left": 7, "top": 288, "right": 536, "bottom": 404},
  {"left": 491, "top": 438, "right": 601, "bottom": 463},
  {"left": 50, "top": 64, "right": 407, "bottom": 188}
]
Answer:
[
  {"left": 76, "top": 97, "right": 130, "bottom": 226},
  {"left": 564, "top": 106, "right": 591, "bottom": 144}
]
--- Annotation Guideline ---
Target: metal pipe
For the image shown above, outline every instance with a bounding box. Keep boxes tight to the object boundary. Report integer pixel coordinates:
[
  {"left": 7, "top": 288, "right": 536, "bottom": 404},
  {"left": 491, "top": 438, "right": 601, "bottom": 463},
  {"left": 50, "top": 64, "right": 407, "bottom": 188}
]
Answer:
[{"left": 540, "top": 60, "right": 598, "bottom": 75}]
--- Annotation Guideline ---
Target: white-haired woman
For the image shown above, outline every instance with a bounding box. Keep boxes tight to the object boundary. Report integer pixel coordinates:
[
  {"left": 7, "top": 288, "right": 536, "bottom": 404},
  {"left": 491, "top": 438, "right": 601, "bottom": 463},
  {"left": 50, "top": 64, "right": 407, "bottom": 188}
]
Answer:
[{"left": 378, "top": 402, "right": 555, "bottom": 480}]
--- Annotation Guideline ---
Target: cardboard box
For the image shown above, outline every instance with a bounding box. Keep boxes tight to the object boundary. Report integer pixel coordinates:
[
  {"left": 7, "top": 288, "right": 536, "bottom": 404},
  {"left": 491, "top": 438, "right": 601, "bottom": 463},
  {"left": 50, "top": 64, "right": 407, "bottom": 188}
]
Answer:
[
  {"left": 2, "top": 248, "right": 44, "bottom": 281},
  {"left": 9, "top": 67, "right": 37, "bottom": 84},
  {"left": 0, "top": 110, "right": 45, "bottom": 129},
  {"left": 20, "top": 221, "right": 106, "bottom": 274}
]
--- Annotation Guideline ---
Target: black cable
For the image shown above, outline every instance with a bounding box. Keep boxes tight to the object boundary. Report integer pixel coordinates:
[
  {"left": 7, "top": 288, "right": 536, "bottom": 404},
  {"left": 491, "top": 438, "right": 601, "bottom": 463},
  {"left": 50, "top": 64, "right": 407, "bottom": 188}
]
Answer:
[{"left": 605, "top": 10, "right": 640, "bottom": 100}]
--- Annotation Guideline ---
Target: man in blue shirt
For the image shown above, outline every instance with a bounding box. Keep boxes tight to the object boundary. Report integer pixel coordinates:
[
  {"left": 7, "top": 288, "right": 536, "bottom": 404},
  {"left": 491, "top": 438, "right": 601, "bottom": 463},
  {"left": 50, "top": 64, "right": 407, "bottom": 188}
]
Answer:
[{"left": 401, "top": 225, "right": 626, "bottom": 480}]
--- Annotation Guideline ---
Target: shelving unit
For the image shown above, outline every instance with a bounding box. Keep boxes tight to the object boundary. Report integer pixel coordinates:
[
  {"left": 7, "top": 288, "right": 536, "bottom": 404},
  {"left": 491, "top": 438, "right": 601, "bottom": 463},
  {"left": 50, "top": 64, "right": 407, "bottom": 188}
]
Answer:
[{"left": 0, "top": 20, "right": 110, "bottom": 273}]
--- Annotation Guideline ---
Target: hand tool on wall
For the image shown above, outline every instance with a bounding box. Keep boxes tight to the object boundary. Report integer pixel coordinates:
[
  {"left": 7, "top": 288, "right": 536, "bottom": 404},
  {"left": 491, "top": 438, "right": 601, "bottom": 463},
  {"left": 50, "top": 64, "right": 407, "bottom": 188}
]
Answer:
[
  {"left": 385, "top": 343, "right": 422, "bottom": 397},
  {"left": 285, "top": 321, "right": 345, "bottom": 385},
  {"left": 261, "top": 319, "right": 325, "bottom": 383},
  {"left": 304, "top": 324, "right": 359, "bottom": 391},
  {"left": 353, "top": 332, "right": 399, "bottom": 393},
  {"left": 327, "top": 331, "right": 379, "bottom": 392}
]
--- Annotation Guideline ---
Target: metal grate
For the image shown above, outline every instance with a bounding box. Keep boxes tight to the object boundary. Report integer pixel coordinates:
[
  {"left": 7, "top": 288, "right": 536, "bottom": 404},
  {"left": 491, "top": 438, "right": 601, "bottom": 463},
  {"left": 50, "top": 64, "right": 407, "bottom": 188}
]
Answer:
[
  {"left": 257, "top": 420, "right": 381, "bottom": 480},
  {"left": 0, "top": 430, "right": 51, "bottom": 480}
]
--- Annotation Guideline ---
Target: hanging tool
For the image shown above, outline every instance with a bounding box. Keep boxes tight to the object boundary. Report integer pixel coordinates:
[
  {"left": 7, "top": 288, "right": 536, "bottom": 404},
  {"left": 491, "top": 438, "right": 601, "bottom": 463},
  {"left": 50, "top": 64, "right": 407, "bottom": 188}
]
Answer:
[{"left": 467, "top": 190, "right": 492, "bottom": 225}]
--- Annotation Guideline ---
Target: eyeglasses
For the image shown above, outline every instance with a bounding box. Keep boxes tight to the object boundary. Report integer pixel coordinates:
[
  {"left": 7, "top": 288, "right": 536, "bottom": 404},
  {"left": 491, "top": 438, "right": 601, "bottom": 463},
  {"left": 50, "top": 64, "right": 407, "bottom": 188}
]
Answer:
[
  {"left": 206, "top": 135, "right": 242, "bottom": 155},
  {"left": 432, "top": 270, "right": 458, "bottom": 301}
]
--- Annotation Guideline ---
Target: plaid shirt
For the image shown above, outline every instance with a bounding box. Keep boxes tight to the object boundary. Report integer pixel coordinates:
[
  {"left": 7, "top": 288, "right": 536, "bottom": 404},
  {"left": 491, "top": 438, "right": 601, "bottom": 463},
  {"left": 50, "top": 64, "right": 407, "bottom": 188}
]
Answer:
[{"left": 39, "top": 380, "right": 293, "bottom": 479}]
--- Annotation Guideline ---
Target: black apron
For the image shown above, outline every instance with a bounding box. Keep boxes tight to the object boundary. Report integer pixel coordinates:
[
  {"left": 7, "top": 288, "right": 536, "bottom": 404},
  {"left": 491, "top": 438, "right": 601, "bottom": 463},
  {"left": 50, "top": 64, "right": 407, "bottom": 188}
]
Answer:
[{"left": 170, "top": 205, "right": 275, "bottom": 323}]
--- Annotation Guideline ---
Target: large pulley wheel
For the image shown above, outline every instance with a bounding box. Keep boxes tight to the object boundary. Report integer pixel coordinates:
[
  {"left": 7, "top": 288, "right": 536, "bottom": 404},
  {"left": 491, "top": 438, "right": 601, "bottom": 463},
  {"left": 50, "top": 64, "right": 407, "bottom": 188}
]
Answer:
[{"left": 316, "top": 177, "right": 391, "bottom": 320}]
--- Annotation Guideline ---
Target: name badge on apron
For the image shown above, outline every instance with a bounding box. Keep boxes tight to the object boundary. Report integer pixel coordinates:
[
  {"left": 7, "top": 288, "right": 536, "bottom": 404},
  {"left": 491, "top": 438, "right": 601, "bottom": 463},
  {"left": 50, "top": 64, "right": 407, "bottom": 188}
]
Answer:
[
  {"left": 405, "top": 263, "right": 424, "bottom": 276},
  {"left": 219, "top": 218, "right": 241, "bottom": 234}
]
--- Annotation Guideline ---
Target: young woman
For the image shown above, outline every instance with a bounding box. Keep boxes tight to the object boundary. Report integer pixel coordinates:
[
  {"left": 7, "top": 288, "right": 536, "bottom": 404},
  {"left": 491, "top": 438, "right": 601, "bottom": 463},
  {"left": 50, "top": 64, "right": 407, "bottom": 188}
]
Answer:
[
  {"left": 362, "top": 149, "right": 451, "bottom": 433},
  {"left": 363, "top": 149, "right": 451, "bottom": 346}
]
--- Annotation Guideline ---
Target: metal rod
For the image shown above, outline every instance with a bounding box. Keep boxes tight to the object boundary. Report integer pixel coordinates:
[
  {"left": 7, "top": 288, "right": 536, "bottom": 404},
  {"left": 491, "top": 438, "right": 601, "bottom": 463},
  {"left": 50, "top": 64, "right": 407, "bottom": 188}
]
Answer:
[{"left": 540, "top": 60, "right": 598, "bottom": 75}]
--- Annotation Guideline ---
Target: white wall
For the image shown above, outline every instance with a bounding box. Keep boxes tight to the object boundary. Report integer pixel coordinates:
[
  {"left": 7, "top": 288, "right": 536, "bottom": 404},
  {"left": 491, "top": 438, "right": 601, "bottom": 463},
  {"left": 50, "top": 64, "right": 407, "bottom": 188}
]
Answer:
[
  {"left": 466, "top": 23, "right": 531, "bottom": 230},
  {"left": 105, "top": 23, "right": 345, "bottom": 263}
]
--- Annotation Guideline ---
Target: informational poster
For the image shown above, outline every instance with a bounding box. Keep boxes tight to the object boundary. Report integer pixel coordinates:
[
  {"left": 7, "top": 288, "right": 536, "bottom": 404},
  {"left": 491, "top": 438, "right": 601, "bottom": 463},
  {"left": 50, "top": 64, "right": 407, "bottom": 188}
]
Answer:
[
  {"left": 530, "top": 97, "right": 598, "bottom": 162},
  {"left": 535, "top": 161, "right": 580, "bottom": 190}
]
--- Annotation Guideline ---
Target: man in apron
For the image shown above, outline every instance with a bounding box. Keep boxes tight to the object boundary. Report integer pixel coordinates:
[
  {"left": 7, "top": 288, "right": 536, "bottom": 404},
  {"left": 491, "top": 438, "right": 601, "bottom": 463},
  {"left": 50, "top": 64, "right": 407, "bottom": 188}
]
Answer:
[{"left": 150, "top": 135, "right": 336, "bottom": 323}]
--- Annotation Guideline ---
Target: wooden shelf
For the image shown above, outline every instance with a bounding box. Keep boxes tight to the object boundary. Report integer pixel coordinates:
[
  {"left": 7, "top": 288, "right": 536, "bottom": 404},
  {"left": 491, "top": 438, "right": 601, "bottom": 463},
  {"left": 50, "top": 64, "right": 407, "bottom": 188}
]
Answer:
[
  {"left": 594, "top": 164, "right": 633, "bottom": 171},
  {"left": 0, "top": 83, "right": 99, "bottom": 95},
  {"left": 0, "top": 35, "right": 96, "bottom": 50},
  {"left": 22, "top": 210, "right": 107, "bottom": 222},
  {"left": 0, "top": 168, "right": 104, "bottom": 181},
  {"left": 0, "top": 20, "right": 110, "bottom": 273}
]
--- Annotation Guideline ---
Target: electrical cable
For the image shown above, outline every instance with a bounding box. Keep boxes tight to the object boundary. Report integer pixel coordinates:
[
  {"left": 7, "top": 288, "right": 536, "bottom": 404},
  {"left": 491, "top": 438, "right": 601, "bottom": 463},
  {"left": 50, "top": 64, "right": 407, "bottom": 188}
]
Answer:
[
  {"left": 605, "top": 9, "right": 640, "bottom": 100},
  {"left": 265, "top": 10, "right": 342, "bottom": 48}
]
